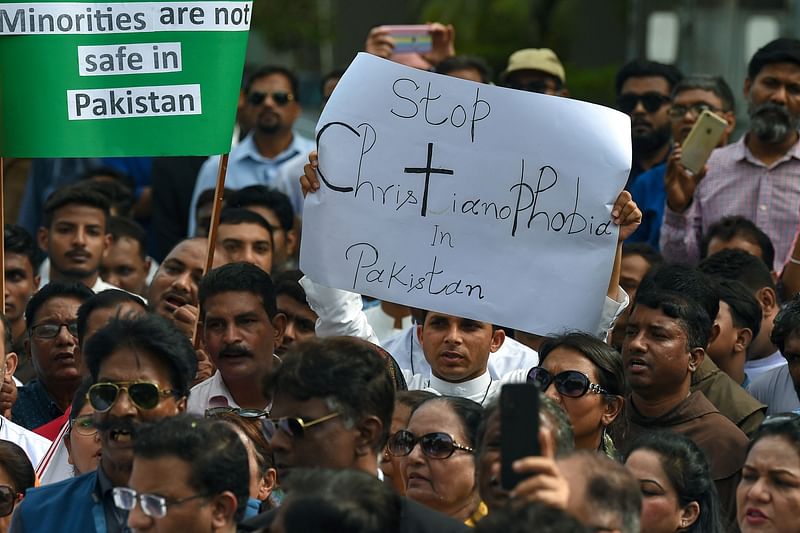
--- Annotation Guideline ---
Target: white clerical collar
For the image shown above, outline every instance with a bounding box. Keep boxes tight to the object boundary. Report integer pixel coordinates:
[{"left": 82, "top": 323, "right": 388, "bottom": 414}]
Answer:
[{"left": 429, "top": 370, "right": 491, "bottom": 398}]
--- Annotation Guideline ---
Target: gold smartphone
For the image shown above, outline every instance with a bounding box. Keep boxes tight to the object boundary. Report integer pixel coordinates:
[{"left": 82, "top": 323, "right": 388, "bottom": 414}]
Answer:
[{"left": 680, "top": 109, "right": 728, "bottom": 174}]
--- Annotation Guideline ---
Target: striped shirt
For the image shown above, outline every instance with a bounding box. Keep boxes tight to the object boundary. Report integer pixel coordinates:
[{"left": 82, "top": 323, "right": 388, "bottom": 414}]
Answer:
[{"left": 660, "top": 135, "right": 800, "bottom": 271}]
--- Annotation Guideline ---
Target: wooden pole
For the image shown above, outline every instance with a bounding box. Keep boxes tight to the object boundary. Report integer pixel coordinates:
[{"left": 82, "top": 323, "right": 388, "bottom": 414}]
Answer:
[{"left": 193, "top": 153, "right": 229, "bottom": 348}]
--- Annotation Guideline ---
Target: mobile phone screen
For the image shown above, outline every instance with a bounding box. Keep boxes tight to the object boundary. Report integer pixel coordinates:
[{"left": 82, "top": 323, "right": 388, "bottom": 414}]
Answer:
[{"left": 500, "top": 383, "right": 540, "bottom": 490}]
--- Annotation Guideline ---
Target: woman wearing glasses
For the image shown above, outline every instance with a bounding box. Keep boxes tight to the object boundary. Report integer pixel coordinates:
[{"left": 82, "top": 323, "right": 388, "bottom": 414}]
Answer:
[
  {"left": 64, "top": 379, "right": 101, "bottom": 476},
  {"left": 527, "top": 332, "right": 625, "bottom": 456},
  {"left": 389, "top": 396, "right": 484, "bottom": 524},
  {"left": 737, "top": 414, "right": 800, "bottom": 533},
  {"left": 0, "top": 441, "right": 36, "bottom": 533}
]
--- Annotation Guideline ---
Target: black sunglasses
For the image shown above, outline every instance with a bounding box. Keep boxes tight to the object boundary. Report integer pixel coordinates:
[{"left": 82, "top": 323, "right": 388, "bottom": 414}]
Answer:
[
  {"left": 247, "top": 90, "right": 294, "bottom": 107},
  {"left": 261, "top": 412, "right": 340, "bottom": 442},
  {"left": 87, "top": 381, "right": 175, "bottom": 412},
  {"left": 205, "top": 406, "right": 269, "bottom": 419},
  {"left": 527, "top": 367, "right": 609, "bottom": 398},
  {"left": 30, "top": 322, "right": 78, "bottom": 339},
  {"left": 617, "top": 92, "right": 670, "bottom": 113},
  {"left": 0, "top": 485, "right": 18, "bottom": 517},
  {"left": 388, "top": 430, "right": 474, "bottom": 459}
]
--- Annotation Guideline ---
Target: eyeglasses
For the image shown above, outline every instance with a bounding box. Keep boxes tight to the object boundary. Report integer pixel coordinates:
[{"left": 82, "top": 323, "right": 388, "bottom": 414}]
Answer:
[
  {"left": 0, "top": 486, "right": 19, "bottom": 517},
  {"left": 261, "top": 412, "right": 340, "bottom": 442},
  {"left": 112, "top": 487, "right": 207, "bottom": 519},
  {"left": 247, "top": 90, "right": 294, "bottom": 107},
  {"left": 70, "top": 414, "right": 98, "bottom": 436},
  {"left": 668, "top": 103, "right": 720, "bottom": 119},
  {"left": 527, "top": 367, "right": 609, "bottom": 398},
  {"left": 30, "top": 322, "right": 78, "bottom": 339},
  {"left": 205, "top": 406, "right": 269, "bottom": 419},
  {"left": 388, "top": 430, "right": 474, "bottom": 459},
  {"left": 616, "top": 92, "right": 671, "bottom": 113},
  {"left": 87, "top": 381, "right": 175, "bottom": 413}
]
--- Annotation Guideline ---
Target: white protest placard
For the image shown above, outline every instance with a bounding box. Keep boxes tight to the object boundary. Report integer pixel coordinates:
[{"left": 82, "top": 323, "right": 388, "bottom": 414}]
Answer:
[{"left": 300, "top": 53, "right": 631, "bottom": 335}]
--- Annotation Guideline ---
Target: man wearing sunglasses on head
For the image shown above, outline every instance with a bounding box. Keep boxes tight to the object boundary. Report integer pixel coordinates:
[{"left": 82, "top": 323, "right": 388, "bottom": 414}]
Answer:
[
  {"left": 188, "top": 65, "right": 315, "bottom": 236},
  {"left": 11, "top": 314, "right": 197, "bottom": 533},
  {"left": 614, "top": 59, "right": 683, "bottom": 188},
  {"left": 241, "top": 336, "right": 468, "bottom": 533}
]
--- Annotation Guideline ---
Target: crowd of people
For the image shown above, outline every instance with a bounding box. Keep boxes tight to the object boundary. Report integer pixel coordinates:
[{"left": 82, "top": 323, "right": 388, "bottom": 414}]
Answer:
[{"left": 0, "top": 21, "right": 799, "bottom": 533}]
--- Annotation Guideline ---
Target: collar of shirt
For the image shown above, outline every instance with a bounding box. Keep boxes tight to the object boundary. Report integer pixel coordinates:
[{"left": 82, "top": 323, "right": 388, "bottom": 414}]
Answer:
[
  {"left": 737, "top": 133, "right": 800, "bottom": 168},
  {"left": 232, "top": 132, "right": 303, "bottom": 166},
  {"left": 429, "top": 370, "right": 492, "bottom": 398}
]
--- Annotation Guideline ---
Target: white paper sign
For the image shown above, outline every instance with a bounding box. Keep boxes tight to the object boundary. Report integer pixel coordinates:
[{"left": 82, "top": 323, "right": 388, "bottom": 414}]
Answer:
[{"left": 300, "top": 53, "right": 631, "bottom": 335}]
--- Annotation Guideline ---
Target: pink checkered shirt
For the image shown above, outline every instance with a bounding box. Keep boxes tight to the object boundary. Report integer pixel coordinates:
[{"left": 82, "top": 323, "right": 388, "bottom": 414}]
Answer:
[{"left": 660, "top": 135, "right": 800, "bottom": 271}]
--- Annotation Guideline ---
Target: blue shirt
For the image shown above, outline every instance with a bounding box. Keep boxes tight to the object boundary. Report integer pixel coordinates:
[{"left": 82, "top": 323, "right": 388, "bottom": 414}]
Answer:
[
  {"left": 11, "top": 379, "right": 63, "bottom": 431},
  {"left": 626, "top": 162, "right": 666, "bottom": 249}
]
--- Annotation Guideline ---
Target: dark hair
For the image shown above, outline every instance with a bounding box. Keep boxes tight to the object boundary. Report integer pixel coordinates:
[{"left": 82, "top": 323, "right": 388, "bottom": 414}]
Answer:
[
  {"left": 69, "top": 377, "right": 95, "bottom": 423},
  {"left": 264, "top": 337, "right": 395, "bottom": 451},
  {"left": 475, "top": 501, "right": 587, "bottom": 533},
  {"left": 621, "top": 242, "right": 664, "bottom": 266},
  {"left": 227, "top": 186, "right": 295, "bottom": 232},
  {"left": 700, "top": 216, "right": 775, "bottom": 269},
  {"left": 748, "top": 415, "right": 800, "bottom": 455},
  {"left": 78, "top": 165, "right": 136, "bottom": 193},
  {"left": 771, "top": 295, "right": 800, "bottom": 355},
  {"left": 748, "top": 38, "right": 800, "bottom": 81},
  {"left": 275, "top": 271, "right": 309, "bottom": 306},
  {"left": 80, "top": 179, "right": 134, "bottom": 218},
  {"left": 436, "top": 55, "right": 494, "bottom": 84},
  {"left": 615, "top": 58, "right": 683, "bottom": 95},
  {"left": 42, "top": 183, "right": 111, "bottom": 230},
  {"left": 281, "top": 468, "right": 401, "bottom": 533},
  {"left": 245, "top": 65, "right": 300, "bottom": 103},
  {"left": 699, "top": 248, "right": 776, "bottom": 294},
  {"left": 212, "top": 412, "right": 274, "bottom": 473},
  {"left": 0, "top": 441, "right": 35, "bottom": 496},
  {"left": 413, "top": 396, "right": 483, "bottom": 448},
  {"left": 396, "top": 390, "right": 437, "bottom": 412},
  {"left": 4, "top": 224, "right": 41, "bottom": 271},
  {"left": 0, "top": 313, "right": 11, "bottom": 354},
  {"left": 76, "top": 289, "right": 147, "bottom": 345},
  {"left": 633, "top": 289, "right": 712, "bottom": 350},
  {"left": 638, "top": 264, "right": 719, "bottom": 326},
  {"left": 84, "top": 314, "right": 197, "bottom": 398},
  {"left": 199, "top": 262, "right": 278, "bottom": 320},
  {"left": 539, "top": 332, "right": 626, "bottom": 397},
  {"left": 218, "top": 208, "right": 274, "bottom": 237},
  {"left": 134, "top": 415, "right": 250, "bottom": 521},
  {"left": 196, "top": 187, "right": 232, "bottom": 212},
  {"left": 672, "top": 74, "right": 736, "bottom": 112},
  {"left": 25, "top": 282, "right": 94, "bottom": 330},
  {"left": 108, "top": 217, "right": 147, "bottom": 260},
  {"left": 715, "top": 278, "right": 762, "bottom": 341},
  {"left": 320, "top": 69, "right": 345, "bottom": 97},
  {"left": 625, "top": 432, "right": 724, "bottom": 533}
]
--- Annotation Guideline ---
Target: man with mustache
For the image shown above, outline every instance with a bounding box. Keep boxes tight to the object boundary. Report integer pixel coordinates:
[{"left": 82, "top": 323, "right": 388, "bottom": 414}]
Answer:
[
  {"left": 187, "top": 262, "right": 285, "bottom": 414},
  {"left": 10, "top": 314, "right": 197, "bottom": 532},
  {"left": 661, "top": 38, "right": 800, "bottom": 272}
]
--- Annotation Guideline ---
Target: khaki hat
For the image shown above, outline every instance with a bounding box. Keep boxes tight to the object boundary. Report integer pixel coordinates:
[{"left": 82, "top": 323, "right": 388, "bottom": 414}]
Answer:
[{"left": 501, "top": 48, "right": 566, "bottom": 84}]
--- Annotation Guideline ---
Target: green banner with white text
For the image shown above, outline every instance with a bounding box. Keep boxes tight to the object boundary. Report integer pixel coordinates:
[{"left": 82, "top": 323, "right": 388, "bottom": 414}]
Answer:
[{"left": 0, "top": 1, "right": 252, "bottom": 157}]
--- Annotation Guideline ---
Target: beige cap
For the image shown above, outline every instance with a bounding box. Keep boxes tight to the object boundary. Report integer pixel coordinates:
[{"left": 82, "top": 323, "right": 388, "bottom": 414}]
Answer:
[{"left": 501, "top": 48, "right": 566, "bottom": 84}]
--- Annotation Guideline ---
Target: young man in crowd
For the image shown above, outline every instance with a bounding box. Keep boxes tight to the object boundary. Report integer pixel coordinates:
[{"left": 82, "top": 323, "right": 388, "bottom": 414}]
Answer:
[
  {"left": 499, "top": 48, "right": 568, "bottom": 97},
  {"left": 274, "top": 271, "right": 318, "bottom": 356},
  {"left": 610, "top": 243, "right": 663, "bottom": 350},
  {"left": 99, "top": 217, "right": 151, "bottom": 297},
  {"left": 216, "top": 209, "right": 274, "bottom": 274},
  {"left": 4, "top": 224, "right": 41, "bottom": 382},
  {"left": 701, "top": 215, "right": 775, "bottom": 272}
]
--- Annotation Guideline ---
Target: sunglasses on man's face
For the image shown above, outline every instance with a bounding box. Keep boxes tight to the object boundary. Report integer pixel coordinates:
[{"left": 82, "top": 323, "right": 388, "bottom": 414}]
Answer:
[
  {"left": 87, "top": 381, "right": 175, "bottom": 413},
  {"left": 261, "top": 412, "right": 340, "bottom": 442},
  {"left": 527, "top": 367, "right": 609, "bottom": 398},
  {"left": 616, "top": 92, "right": 670, "bottom": 114},
  {"left": 387, "top": 429, "right": 474, "bottom": 460},
  {"left": 30, "top": 322, "right": 78, "bottom": 340},
  {"left": 247, "top": 90, "right": 294, "bottom": 107},
  {"left": 0, "top": 485, "right": 18, "bottom": 517}
]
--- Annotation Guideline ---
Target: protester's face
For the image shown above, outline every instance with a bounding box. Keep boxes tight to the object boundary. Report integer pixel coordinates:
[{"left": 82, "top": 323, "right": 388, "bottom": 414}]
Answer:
[
  {"left": 620, "top": 253, "right": 652, "bottom": 304},
  {"left": 400, "top": 401, "right": 477, "bottom": 519},
  {"left": 203, "top": 291, "right": 284, "bottom": 384},
  {"left": 100, "top": 237, "right": 150, "bottom": 296},
  {"left": 216, "top": 223, "right": 273, "bottom": 274},
  {"left": 242, "top": 205, "right": 292, "bottom": 267},
  {"left": 127, "top": 455, "right": 218, "bottom": 533},
  {"left": 268, "top": 393, "right": 357, "bottom": 479},
  {"left": 707, "top": 236, "right": 765, "bottom": 265},
  {"left": 540, "top": 347, "right": 617, "bottom": 449},
  {"left": 247, "top": 73, "right": 300, "bottom": 136},
  {"left": 505, "top": 70, "right": 562, "bottom": 95},
  {"left": 0, "top": 463, "right": 22, "bottom": 533},
  {"left": 28, "top": 296, "right": 82, "bottom": 384},
  {"left": 445, "top": 68, "right": 484, "bottom": 83},
  {"left": 620, "top": 76, "right": 672, "bottom": 155},
  {"left": 381, "top": 401, "right": 413, "bottom": 495},
  {"left": 623, "top": 304, "right": 696, "bottom": 396},
  {"left": 83, "top": 302, "right": 146, "bottom": 345},
  {"left": 418, "top": 313, "right": 504, "bottom": 382},
  {"left": 195, "top": 202, "right": 213, "bottom": 238},
  {"left": 148, "top": 240, "right": 205, "bottom": 320},
  {"left": 4, "top": 253, "right": 37, "bottom": 326},
  {"left": 737, "top": 435, "right": 800, "bottom": 533},
  {"left": 275, "top": 294, "right": 317, "bottom": 355},
  {"left": 707, "top": 301, "right": 740, "bottom": 369},
  {"left": 41, "top": 204, "right": 108, "bottom": 280},
  {"left": 746, "top": 62, "right": 800, "bottom": 145},
  {"left": 670, "top": 88, "right": 727, "bottom": 144},
  {"left": 65, "top": 402, "right": 101, "bottom": 476},
  {"left": 625, "top": 449, "right": 690, "bottom": 533},
  {"left": 783, "top": 331, "right": 800, "bottom": 399},
  {"left": 95, "top": 347, "right": 184, "bottom": 476}
]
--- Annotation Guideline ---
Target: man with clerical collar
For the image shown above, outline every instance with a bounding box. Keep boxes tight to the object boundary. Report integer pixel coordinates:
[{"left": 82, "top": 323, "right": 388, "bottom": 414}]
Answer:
[
  {"left": 187, "top": 262, "right": 286, "bottom": 414},
  {"left": 618, "top": 287, "right": 749, "bottom": 528}
]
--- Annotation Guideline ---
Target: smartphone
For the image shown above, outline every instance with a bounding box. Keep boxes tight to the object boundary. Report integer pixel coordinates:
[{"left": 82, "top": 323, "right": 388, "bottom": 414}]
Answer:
[
  {"left": 500, "top": 383, "right": 540, "bottom": 491},
  {"left": 384, "top": 24, "right": 433, "bottom": 54},
  {"left": 680, "top": 109, "right": 728, "bottom": 174}
]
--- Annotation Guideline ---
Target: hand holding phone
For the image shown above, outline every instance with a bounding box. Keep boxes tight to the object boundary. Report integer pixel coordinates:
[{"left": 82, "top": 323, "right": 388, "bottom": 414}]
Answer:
[
  {"left": 679, "top": 109, "right": 727, "bottom": 174},
  {"left": 382, "top": 24, "right": 434, "bottom": 54},
  {"left": 500, "top": 383, "right": 540, "bottom": 490}
]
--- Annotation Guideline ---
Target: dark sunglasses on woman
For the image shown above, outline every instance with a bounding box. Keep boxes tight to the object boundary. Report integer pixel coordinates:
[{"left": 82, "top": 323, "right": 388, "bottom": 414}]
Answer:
[
  {"left": 527, "top": 367, "right": 609, "bottom": 398},
  {"left": 387, "top": 430, "right": 474, "bottom": 459}
]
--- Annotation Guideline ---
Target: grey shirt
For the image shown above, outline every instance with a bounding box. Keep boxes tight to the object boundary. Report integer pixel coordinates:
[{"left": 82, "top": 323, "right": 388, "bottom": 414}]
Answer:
[{"left": 748, "top": 364, "right": 800, "bottom": 415}]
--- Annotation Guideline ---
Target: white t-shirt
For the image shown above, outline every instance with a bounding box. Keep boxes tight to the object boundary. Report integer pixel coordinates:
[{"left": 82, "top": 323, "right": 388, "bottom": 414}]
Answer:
[
  {"left": 744, "top": 351, "right": 787, "bottom": 382},
  {"left": 404, "top": 368, "right": 528, "bottom": 406},
  {"left": 0, "top": 415, "right": 51, "bottom": 469},
  {"left": 747, "top": 364, "right": 800, "bottom": 415},
  {"left": 187, "top": 371, "right": 240, "bottom": 415}
]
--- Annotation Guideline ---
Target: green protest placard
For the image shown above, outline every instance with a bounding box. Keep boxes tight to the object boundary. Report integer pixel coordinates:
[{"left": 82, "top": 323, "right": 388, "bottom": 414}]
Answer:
[{"left": 0, "top": 1, "right": 252, "bottom": 157}]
